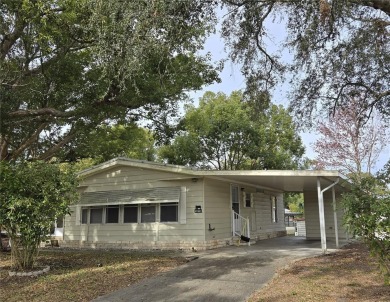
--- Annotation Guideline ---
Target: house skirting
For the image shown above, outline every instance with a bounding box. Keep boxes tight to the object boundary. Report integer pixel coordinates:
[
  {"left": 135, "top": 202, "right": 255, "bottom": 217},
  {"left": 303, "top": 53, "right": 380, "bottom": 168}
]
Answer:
[{"left": 58, "top": 231, "right": 286, "bottom": 250}]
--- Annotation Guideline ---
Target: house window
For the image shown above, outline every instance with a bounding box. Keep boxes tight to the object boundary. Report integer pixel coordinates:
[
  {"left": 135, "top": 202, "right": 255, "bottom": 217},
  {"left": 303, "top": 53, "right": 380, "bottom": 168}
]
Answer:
[
  {"left": 245, "top": 193, "right": 251, "bottom": 208},
  {"left": 160, "top": 203, "right": 178, "bottom": 222},
  {"left": 271, "top": 196, "right": 278, "bottom": 223},
  {"left": 90, "top": 207, "right": 103, "bottom": 224},
  {"left": 124, "top": 205, "right": 138, "bottom": 223},
  {"left": 231, "top": 186, "right": 239, "bottom": 214},
  {"left": 81, "top": 208, "right": 88, "bottom": 224},
  {"left": 106, "top": 206, "right": 119, "bottom": 223},
  {"left": 141, "top": 205, "right": 156, "bottom": 223}
]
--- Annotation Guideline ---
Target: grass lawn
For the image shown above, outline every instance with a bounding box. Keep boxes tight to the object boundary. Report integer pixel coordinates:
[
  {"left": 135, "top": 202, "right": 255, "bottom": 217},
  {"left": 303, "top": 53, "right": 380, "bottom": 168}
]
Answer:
[
  {"left": 0, "top": 248, "right": 187, "bottom": 302},
  {"left": 248, "top": 243, "right": 390, "bottom": 302}
]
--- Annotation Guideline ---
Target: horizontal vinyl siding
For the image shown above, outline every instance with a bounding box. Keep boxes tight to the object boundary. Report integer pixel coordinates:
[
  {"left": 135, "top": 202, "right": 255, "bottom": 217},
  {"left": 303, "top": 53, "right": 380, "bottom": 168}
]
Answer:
[
  {"left": 304, "top": 191, "right": 347, "bottom": 240},
  {"left": 79, "top": 166, "right": 191, "bottom": 192},
  {"left": 253, "top": 193, "right": 285, "bottom": 236},
  {"left": 64, "top": 166, "right": 205, "bottom": 244},
  {"left": 204, "top": 179, "right": 231, "bottom": 240}
]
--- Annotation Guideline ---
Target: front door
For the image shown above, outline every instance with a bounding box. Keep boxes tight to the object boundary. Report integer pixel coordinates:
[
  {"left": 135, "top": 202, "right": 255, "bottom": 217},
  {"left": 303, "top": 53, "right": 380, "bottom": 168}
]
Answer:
[
  {"left": 231, "top": 185, "right": 241, "bottom": 234},
  {"left": 231, "top": 185, "right": 239, "bottom": 214}
]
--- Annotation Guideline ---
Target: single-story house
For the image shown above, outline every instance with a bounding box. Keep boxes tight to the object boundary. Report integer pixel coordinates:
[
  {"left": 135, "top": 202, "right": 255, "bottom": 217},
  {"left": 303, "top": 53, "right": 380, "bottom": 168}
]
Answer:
[{"left": 62, "top": 158, "right": 350, "bottom": 252}]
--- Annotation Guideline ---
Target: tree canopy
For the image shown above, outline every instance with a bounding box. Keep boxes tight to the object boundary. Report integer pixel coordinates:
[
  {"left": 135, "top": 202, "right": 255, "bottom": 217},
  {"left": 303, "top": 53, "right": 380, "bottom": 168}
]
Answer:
[
  {"left": 313, "top": 98, "right": 388, "bottom": 177},
  {"left": 0, "top": 0, "right": 219, "bottom": 162},
  {"left": 221, "top": 0, "right": 390, "bottom": 126},
  {"left": 61, "top": 123, "right": 155, "bottom": 166},
  {"left": 159, "top": 91, "right": 305, "bottom": 170}
]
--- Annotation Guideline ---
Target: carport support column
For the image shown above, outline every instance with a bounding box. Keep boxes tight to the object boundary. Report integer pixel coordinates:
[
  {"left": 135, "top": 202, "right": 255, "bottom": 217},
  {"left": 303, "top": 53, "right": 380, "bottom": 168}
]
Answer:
[
  {"left": 317, "top": 177, "right": 327, "bottom": 254},
  {"left": 332, "top": 186, "right": 339, "bottom": 249}
]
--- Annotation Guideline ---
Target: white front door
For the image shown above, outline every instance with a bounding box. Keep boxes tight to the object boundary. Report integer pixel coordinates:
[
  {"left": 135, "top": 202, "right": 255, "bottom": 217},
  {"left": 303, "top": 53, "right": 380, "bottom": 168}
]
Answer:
[{"left": 231, "top": 185, "right": 241, "bottom": 234}]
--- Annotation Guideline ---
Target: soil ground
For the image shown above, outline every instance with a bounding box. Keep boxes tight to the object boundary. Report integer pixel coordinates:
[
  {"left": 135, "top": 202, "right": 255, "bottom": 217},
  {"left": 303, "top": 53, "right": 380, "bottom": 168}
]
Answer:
[
  {"left": 248, "top": 243, "right": 390, "bottom": 302},
  {"left": 0, "top": 248, "right": 187, "bottom": 302},
  {"left": 1, "top": 242, "right": 388, "bottom": 302}
]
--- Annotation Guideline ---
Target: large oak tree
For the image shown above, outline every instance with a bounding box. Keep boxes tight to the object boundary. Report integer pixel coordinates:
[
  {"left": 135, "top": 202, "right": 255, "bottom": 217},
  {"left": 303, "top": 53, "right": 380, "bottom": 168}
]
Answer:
[
  {"left": 220, "top": 0, "right": 390, "bottom": 126},
  {"left": 0, "top": 0, "right": 219, "bottom": 161}
]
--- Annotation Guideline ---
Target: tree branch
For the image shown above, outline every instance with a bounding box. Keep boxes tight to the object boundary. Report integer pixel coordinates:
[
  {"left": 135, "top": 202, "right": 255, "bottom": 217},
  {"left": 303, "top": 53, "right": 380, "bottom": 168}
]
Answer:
[
  {"left": 37, "top": 132, "right": 77, "bottom": 161},
  {"left": 8, "top": 108, "right": 74, "bottom": 119},
  {"left": 353, "top": 0, "right": 390, "bottom": 16},
  {"left": 10, "top": 123, "right": 49, "bottom": 161}
]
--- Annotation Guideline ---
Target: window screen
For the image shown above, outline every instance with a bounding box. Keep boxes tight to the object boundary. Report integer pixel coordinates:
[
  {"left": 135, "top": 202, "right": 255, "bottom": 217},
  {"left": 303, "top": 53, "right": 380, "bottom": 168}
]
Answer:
[
  {"left": 106, "top": 206, "right": 119, "bottom": 223},
  {"left": 81, "top": 208, "right": 88, "bottom": 224},
  {"left": 90, "top": 207, "right": 103, "bottom": 224},
  {"left": 141, "top": 205, "right": 156, "bottom": 223},
  {"left": 160, "top": 203, "right": 178, "bottom": 222},
  {"left": 245, "top": 193, "right": 251, "bottom": 208},
  {"left": 124, "top": 205, "right": 138, "bottom": 223}
]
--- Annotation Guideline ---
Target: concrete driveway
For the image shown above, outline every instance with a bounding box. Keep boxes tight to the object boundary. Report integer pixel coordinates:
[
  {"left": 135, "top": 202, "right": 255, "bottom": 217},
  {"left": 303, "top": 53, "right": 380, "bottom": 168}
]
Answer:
[{"left": 93, "top": 236, "right": 344, "bottom": 302}]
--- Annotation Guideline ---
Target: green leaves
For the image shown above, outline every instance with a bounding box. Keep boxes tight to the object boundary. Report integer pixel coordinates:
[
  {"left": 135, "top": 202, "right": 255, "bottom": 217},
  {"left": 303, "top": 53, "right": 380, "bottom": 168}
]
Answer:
[
  {"left": 0, "top": 161, "right": 78, "bottom": 269},
  {"left": 342, "top": 176, "right": 390, "bottom": 283},
  {"left": 0, "top": 0, "right": 219, "bottom": 162},
  {"left": 159, "top": 90, "right": 305, "bottom": 170}
]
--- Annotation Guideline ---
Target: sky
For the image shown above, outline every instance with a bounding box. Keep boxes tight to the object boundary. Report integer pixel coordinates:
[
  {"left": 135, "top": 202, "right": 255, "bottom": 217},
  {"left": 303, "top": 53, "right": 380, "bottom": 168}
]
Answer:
[{"left": 188, "top": 17, "right": 389, "bottom": 173}]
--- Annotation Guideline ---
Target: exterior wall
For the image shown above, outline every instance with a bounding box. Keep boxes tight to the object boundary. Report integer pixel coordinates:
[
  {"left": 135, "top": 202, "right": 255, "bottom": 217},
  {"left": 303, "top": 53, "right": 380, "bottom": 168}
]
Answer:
[
  {"left": 203, "top": 178, "right": 286, "bottom": 244},
  {"left": 63, "top": 166, "right": 206, "bottom": 249},
  {"left": 203, "top": 179, "right": 231, "bottom": 242},
  {"left": 251, "top": 192, "right": 286, "bottom": 240},
  {"left": 304, "top": 190, "right": 347, "bottom": 240}
]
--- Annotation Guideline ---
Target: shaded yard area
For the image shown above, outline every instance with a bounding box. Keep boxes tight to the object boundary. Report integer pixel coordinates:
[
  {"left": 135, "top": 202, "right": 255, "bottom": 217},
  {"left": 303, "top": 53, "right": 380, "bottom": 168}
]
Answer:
[
  {"left": 0, "top": 248, "right": 187, "bottom": 302},
  {"left": 248, "top": 243, "right": 390, "bottom": 302}
]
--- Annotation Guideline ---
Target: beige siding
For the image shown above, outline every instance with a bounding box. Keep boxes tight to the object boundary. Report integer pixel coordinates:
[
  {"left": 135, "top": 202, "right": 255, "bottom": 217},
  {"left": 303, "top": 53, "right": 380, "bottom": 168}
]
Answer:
[
  {"left": 304, "top": 191, "right": 347, "bottom": 240},
  {"left": 203, "top": 179, "right": 231, "bottom": 240},
  {"left": 252, "top": 192, "right": 285, "bottom": 240},
  {"left": 64, "top": 166, "right": 205, "bottom": 244},
  {"left": 203, "top": 179, "right": 285, "bottom": 241}
]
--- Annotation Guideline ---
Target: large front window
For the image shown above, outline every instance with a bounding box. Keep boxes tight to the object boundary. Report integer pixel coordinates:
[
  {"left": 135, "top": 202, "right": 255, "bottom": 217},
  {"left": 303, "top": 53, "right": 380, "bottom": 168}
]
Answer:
[
  {"left": 90, "top": 207, "right": 103, "bottom": 224},
  {"left": 160, "top": 203, "right": 178, "bottom": 222},
  {"left": 106, "top": 206, "right": 119, "bottom": 223},
  {"left": 124, "top": 205, "right": 138, "bottom": 223},
  {"left": 141, "top": 205, "right": 156, "bottom": 223}
]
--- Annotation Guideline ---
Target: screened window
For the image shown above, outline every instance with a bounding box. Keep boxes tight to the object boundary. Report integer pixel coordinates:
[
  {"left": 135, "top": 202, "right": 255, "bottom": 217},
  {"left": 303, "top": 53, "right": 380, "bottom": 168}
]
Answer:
[
  {"left": 81, "top": 208, "right": 88, "bottom": 224},
  {"left": 106, "top": 206, "right": 119, "bottom": 223},
  {"left": 245, "top": 193, "right": 251, "bottom": 208},
  {"left": 90, "top": 207, "right": 103, "bottom": 224},
  {"left": 124, "top": 205, "right": 138, "bottom": 223},
  {"left": 160, "top": 203, "right": 178, "bottom": 222},
  {"left": 271, "top": 196, "right": 278, "bottom": 223},
  {"left": 141, "top": 205, "right": 156, "bottom": 223}
]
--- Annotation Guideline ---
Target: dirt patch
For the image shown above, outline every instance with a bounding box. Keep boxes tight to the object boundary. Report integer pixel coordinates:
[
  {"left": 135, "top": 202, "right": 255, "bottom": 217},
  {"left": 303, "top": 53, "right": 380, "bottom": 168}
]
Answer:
[
  {"left": 0, "top": 248, "right": 187, "bottom": 302},
  {"left": 248, "top": 243, "right": 389, "bottom": 302}
]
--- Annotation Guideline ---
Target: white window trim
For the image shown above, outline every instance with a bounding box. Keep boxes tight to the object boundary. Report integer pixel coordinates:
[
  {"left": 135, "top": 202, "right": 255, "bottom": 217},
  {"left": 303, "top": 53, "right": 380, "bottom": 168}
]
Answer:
[{"left": 243, "top": 192, "right": 254, "bottom": 208}]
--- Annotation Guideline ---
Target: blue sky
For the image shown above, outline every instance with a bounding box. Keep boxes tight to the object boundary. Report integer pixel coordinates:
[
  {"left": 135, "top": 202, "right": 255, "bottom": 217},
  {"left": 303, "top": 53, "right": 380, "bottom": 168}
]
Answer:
[{"left": 188, "top": 19, "right": 389, "bottom": 172}]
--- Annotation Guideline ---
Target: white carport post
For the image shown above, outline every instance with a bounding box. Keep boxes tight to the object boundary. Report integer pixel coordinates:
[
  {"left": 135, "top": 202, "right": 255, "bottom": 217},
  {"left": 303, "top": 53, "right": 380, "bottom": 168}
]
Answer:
[
  {"left": 317, "top": 177, "right": 340, "bottom": 254},
  {"left": 316, "top": 177, "right": 327, "bottom": 254},
  {"left": 332, "top": 186, "right": 339, "bottom": 249}
]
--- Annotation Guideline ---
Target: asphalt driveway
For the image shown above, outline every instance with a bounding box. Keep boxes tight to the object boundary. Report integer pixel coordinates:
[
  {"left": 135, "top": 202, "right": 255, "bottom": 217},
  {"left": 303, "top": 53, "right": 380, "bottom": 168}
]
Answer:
[{"left": 93, "top": 236, "right": 344, "bottom": 302}]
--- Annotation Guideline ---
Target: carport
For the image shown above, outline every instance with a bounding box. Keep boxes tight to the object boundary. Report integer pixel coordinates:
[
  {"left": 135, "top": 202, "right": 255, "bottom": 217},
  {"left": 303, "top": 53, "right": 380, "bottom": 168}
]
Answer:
[{"left": 197, "top": 170, "right": 351, "bottom": 254}]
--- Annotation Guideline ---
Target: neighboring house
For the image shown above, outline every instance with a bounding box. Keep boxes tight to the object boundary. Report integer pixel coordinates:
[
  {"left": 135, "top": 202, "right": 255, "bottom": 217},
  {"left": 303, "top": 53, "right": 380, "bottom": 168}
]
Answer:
[{"left": 62, "top": 158, "right": 350, "bottom": 252}]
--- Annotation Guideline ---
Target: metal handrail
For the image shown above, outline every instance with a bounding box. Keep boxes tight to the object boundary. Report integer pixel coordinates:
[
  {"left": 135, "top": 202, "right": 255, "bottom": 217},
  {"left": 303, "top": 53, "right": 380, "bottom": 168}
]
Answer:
[{"left": 232, "top": 210, "right": 250, "bottom": 245}]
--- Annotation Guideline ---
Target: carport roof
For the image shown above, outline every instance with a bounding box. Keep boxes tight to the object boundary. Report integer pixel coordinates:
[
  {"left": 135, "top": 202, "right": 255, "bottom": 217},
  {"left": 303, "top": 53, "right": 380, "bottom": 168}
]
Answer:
[{"left": 79, "top": 157, "right": 350, "bottom": 193}]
